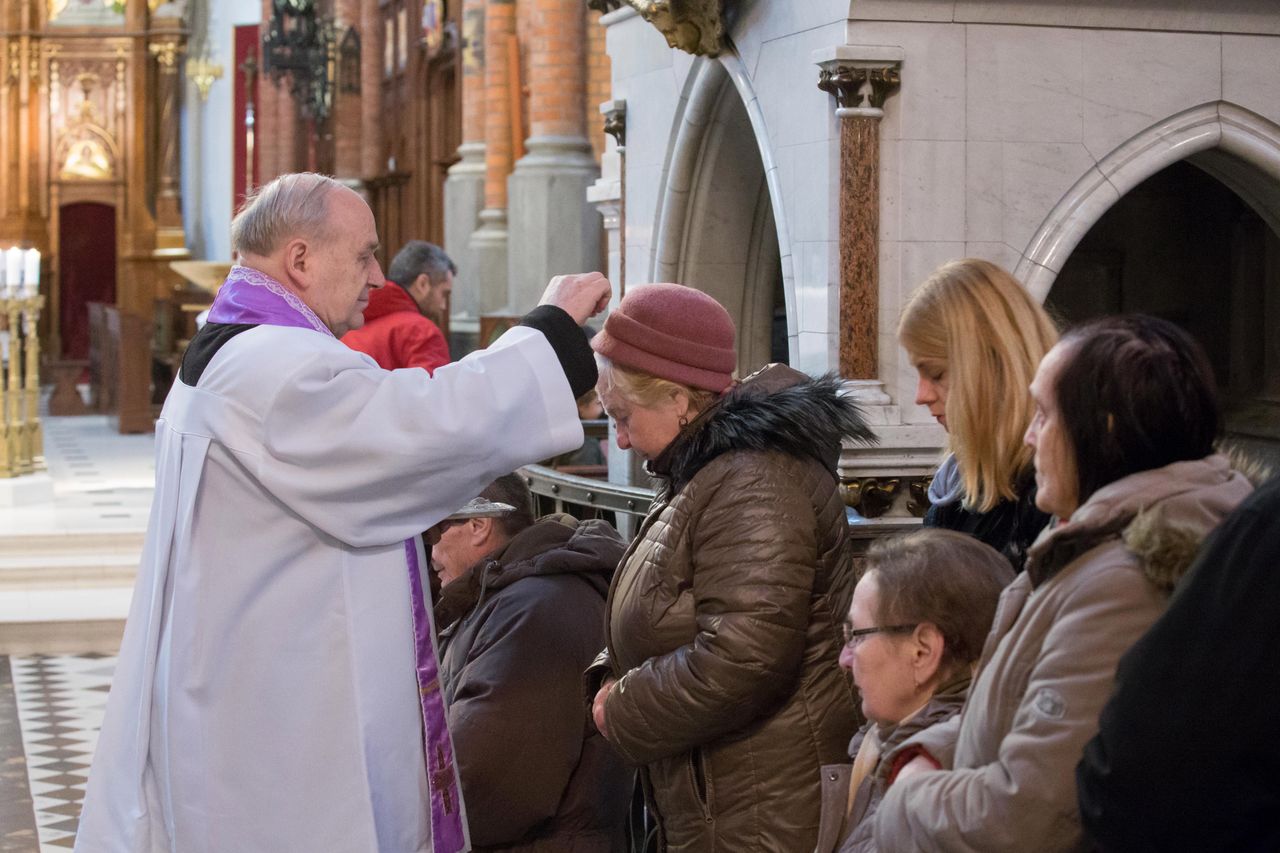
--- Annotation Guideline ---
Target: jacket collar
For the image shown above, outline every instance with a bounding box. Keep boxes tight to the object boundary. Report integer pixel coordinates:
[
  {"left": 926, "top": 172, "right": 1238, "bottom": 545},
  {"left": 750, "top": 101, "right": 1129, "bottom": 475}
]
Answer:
[{"left": 647, "top": 364, "right": 876, "bottom": 493}]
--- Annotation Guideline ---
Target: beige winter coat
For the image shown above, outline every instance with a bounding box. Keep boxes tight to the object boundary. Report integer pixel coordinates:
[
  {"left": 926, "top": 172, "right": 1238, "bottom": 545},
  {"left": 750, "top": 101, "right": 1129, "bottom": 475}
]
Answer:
[{"left": 874, "top": 454, "right": 1252, "bottom": 853}]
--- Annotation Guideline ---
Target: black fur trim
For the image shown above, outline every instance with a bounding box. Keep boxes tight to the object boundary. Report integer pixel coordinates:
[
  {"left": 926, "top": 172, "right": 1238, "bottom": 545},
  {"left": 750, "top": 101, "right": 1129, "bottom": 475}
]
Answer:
[{"left": 659, "top": 371, "right": 877, "bottom": 492}]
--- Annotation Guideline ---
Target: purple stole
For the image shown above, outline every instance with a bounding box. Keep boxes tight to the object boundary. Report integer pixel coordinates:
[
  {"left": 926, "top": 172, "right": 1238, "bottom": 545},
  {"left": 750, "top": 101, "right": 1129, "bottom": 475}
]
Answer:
[{"left": 210, "top": 266, "right": 467, "bottom": 852}]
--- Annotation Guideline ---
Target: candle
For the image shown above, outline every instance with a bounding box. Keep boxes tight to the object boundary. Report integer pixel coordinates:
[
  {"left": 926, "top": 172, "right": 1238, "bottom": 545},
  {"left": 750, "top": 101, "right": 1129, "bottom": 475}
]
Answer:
[
  {"left": 23, "top": 249, "right": 40, "bottom": 295},
  {"left": 4, "top": 248, "right": 23, "bottom": 296}
]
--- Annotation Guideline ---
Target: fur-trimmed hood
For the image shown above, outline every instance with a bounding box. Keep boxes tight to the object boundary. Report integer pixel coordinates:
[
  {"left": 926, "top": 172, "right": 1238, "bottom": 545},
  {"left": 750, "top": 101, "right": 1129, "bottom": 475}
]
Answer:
[
  {"left": 649, "top": 364, "right": 877, "bottom": 493},
  {"left": 1026, "top": 454, "right": 1254, "bottom": 592}
]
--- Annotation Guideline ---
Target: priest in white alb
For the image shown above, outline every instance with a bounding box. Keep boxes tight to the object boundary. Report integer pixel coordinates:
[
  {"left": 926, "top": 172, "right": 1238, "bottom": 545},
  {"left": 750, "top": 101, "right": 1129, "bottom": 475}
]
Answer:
[{"left": 74, "top": 172, "right": 611, "bottom": 853}]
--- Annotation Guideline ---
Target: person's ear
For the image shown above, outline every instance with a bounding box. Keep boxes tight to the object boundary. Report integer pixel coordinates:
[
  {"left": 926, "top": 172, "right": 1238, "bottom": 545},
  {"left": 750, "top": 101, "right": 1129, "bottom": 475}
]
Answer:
[
  {"left": 409, "top": 273, "right": 431, "bottom": 299},
  {"left": 283, "top": 238, "right": 310, "bottom": 286},
  {"left": 911, "top": 623, "right": 946, "bottom": 688},
  {"left": 671, "top": 389, "right": 692, "bottom": 421},
  {"left": 469, "top": 517, "right": 493, "bottom": 547}
]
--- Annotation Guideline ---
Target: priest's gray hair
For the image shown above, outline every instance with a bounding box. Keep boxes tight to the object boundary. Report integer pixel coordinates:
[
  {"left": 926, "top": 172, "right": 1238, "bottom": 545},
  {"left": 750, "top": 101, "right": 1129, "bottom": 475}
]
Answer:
[{"left": 231, "top": 172, "right": 344, "bottom": 257}]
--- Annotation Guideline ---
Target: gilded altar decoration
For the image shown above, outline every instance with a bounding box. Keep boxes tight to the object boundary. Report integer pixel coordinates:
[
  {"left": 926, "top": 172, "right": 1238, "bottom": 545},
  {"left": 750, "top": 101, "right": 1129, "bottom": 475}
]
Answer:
[
  {"left": 56, "top": 75, "right": 118, "bottom": 180},
  {"left": 622, "top": 0, "right": 726, "bottom": 57}
]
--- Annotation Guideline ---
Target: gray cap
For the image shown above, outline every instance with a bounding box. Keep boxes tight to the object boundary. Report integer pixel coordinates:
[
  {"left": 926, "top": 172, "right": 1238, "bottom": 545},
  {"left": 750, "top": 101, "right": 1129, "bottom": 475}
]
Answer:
[{"left": 445, "top": 497, "right": 516, "bottom": 520}]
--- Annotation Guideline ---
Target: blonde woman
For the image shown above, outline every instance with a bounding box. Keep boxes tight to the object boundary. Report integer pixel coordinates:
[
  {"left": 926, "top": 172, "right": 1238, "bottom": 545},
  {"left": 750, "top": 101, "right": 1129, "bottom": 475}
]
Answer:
[
  {"left": 586, "top": 283, "right": 875, "bottom": 851},
  {"left": 898, "top": 259, "right": 1058, "bottom": 571}
]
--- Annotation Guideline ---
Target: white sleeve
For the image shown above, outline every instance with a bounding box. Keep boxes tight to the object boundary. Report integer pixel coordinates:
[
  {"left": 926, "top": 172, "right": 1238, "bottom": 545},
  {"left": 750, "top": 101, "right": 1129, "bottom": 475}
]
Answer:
[{"left": 251, "top": 326, "right": 582, "bottom": 547}]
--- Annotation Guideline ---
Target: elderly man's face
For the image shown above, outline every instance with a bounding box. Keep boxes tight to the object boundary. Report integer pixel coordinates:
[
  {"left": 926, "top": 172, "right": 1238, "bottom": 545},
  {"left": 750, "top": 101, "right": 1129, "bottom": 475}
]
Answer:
[{"left": 308, "top": 188, "right": 383, "bottom": 336}]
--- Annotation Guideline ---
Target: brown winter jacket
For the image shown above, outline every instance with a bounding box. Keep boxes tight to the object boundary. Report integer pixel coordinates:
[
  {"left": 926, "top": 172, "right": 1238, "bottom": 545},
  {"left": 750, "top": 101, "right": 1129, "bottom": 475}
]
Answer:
[
  {"left": 874, "top": 454, "right": 1253, "bottom": 853},
  {"left": 592, "top": 364, "right": 875, "bottom": 852}
]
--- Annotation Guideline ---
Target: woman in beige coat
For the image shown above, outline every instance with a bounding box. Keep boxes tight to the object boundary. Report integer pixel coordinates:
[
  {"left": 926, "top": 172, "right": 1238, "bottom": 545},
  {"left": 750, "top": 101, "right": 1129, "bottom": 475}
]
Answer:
[{"left": 874, "top": 315, "right": 1253, "bottom": 852}]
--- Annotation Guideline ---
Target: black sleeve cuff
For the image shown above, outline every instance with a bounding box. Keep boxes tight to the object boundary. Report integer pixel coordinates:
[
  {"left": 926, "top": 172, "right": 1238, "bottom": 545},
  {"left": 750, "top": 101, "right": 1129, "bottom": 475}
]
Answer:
[{"left": 519, "top": 305, "right": 598, "bottom": 398}]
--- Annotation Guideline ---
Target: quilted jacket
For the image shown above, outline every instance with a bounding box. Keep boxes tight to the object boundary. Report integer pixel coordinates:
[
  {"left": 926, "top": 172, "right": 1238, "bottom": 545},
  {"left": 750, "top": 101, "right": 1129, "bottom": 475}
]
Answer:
[{"left": 594, "top": 364, "right": 874, "bottom": 851}]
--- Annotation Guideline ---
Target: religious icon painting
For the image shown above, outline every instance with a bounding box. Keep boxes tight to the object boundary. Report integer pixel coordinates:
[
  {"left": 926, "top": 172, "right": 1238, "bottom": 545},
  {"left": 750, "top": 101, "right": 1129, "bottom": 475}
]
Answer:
[{"left": 49, "top": 0, "right": 125, "bottom": 26}]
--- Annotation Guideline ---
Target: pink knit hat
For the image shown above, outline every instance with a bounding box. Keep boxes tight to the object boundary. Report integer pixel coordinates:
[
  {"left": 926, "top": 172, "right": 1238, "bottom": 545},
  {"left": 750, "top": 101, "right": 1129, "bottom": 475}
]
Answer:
[{"left": 591, "top": 283, "right": 736, "bottom": 393}]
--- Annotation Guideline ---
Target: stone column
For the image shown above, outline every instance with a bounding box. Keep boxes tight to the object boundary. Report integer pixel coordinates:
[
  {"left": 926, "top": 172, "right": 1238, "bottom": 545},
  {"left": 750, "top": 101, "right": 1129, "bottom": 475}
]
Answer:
[
  {"left": 469, "top": 0, "right": 516, "bottom": 320},
  {"left": 359, "top": 0, "right": 384, "bottom": 182},
  {"left": 506, "top": 0, "right": 599, "bottom": 313},
  {"left": 444, "top": 0, "right": 487, "bottom": 331},
  {"left": 815, "top": 47, "right": 901, "bottom": 404},
  {"left": 331, "top": 0, "right": 363, "bottom": 184}
]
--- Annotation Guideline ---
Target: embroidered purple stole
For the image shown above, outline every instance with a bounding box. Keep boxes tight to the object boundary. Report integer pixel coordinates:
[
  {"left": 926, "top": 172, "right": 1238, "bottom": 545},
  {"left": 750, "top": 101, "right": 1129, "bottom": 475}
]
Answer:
[
  {"left": 405, "top": 541, "right": 467, "bottom": 852},
  {"left": 211, "top": 265, "right": 466, "bottom": 851}
]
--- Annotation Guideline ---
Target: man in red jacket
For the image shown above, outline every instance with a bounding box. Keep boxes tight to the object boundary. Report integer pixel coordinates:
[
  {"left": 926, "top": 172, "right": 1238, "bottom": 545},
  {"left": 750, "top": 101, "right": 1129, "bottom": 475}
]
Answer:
[{"left": 343, "top": 240, "right": 454, "bottom": 372}]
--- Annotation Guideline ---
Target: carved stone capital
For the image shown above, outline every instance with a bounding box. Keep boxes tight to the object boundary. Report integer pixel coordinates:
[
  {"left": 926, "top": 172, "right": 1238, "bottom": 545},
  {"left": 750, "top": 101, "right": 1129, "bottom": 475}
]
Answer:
[
  {"left": 814, "top": 45, "right": 904, "bottom": 114},
  {"left": 600, "top": 98, "right": 626, "bottom": 149},
  {"left": 618, "top": 0, "right": 726, "bottom": 57}
]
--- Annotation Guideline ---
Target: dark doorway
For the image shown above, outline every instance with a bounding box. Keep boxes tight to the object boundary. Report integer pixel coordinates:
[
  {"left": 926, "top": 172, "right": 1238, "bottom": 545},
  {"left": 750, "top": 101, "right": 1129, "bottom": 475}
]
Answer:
[
  {"left": 1047, "top": 160, "right": 1280, "bottom": 466},
  {"left": 58, "top": 202, "right": 117, "bottom": 361}
]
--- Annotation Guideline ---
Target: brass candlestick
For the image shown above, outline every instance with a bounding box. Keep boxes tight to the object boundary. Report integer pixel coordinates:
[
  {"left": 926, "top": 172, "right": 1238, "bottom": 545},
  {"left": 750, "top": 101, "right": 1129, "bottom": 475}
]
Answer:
[
  {"left": 23, "top": 294, "right": 45, "bottom": 472},
  {"left": 0, "top": 291, "right": 43, "bottom": 478}
]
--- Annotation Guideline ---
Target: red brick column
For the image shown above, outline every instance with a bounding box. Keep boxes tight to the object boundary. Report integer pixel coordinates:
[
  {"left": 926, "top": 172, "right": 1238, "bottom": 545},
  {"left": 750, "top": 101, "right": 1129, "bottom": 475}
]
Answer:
[
  {"left": 585, "top": 8, "right": 611, "bottom": 163},
  {"left": 527, "top": 0, "right": 586, "bottom": 141},
  {"left": 483, "top": 0, "right": 516, "bottom": 211}
]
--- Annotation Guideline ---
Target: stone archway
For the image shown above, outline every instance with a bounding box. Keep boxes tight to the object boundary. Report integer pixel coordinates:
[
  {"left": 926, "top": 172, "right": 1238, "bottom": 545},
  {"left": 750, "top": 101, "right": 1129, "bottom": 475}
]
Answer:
[
  {"left": 1038, "top": 104, "right": 1280, "bottom": 465},
  {"left": 651, "top": 58, "right": 793, "bottom": 374},
  {"left": 1016, "top": 102, "right": 1280, "bottom": 302}
]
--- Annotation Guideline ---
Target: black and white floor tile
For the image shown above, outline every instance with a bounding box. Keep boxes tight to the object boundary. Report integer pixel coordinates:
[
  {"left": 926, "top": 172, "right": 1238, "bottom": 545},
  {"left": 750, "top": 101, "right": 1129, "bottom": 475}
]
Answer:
[{"left": 3, "top": 655, "right": 115, "bottom": 851}]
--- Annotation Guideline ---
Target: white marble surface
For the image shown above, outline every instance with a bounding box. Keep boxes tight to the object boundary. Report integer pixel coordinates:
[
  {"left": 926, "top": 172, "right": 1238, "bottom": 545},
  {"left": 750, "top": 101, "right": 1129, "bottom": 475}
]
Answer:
[
  {"left": 966, "top": 25, "right": 1083, "bottom": 144},
  {"left": 1224, "top": 35, "right": 1280, "bottom": 121},
  {"left": 1080, "top": 30, "right": 1222, "bottom": 162}
]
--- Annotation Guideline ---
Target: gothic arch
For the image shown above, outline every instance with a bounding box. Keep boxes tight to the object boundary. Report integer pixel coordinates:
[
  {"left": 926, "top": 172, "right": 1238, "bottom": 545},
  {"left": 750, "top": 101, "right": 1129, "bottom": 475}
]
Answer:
[
  {"left": 651, "top": 55, "right": 796, "bottom": 371},
  {"left": 1016, "top": 102, "right": 1280, "bottom": 301}
]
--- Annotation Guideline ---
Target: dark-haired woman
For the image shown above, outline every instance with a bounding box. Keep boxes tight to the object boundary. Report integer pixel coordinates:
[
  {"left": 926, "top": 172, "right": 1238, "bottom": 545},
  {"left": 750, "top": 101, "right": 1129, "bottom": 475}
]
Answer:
[{"left": 874, "top": 315, "right": 1253, "bottom": 853}]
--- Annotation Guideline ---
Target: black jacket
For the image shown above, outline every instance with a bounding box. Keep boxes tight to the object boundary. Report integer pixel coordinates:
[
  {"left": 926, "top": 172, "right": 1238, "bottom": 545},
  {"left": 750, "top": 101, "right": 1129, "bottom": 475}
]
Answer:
[
  {"left": 436, "top": 517, "right": 631, "bottom": 851},
  {"left": 1076, "top": 474, "right": 1280, "bottom": 851},
  {"left": 924, "top": 464, "right": 1049, "bottom": 572}
]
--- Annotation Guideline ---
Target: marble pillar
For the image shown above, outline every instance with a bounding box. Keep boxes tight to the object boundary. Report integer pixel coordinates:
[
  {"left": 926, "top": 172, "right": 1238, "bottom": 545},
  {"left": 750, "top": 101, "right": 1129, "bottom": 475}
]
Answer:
[{"left": 444, "top": 0, "right": 487, "bottom": 329}]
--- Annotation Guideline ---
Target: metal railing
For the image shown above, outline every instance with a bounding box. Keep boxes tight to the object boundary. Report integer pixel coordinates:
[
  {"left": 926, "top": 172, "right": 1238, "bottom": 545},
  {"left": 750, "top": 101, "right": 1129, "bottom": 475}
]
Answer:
[{"left": 519, "top": 457, "right": 921, "bottom": 555}]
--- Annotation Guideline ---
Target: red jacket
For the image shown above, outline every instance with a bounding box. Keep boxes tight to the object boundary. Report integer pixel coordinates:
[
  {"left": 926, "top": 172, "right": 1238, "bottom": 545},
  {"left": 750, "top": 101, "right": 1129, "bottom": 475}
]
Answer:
[{"left": 342, "top": 283, "right": 450, "bottom": 373}]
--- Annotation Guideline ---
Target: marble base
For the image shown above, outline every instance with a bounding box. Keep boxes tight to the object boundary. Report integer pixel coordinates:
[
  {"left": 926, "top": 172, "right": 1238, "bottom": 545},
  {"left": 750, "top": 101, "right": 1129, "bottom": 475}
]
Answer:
[
  {"left": 469, "top": 208, "right": 512, "bottom": 315},
  {"left": 0, "top": 474, "right": 53, "bottom": 509},
  {"left": 443, "top": 142, "right": 487, "bottom": 319},
  {"left": 507, "top": 135, "right": 601, "bottom": 314}
]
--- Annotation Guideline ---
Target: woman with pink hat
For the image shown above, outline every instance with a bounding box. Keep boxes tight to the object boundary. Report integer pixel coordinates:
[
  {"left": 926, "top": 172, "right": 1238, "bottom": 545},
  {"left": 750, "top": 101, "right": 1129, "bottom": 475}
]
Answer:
[{"left": 586, "top": 283, "right": 875, "bottom": 851}]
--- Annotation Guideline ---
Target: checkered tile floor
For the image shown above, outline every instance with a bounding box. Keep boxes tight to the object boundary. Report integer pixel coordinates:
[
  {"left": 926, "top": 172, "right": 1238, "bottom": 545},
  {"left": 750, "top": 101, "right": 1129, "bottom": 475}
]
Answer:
[{"left": 2, "top": 655, "right": 115, "bottom": 852}]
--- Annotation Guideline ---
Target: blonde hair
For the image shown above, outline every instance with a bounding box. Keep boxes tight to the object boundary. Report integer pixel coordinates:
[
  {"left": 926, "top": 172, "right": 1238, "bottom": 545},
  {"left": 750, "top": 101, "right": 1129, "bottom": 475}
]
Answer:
[
  {"left": 899, "top": 259, "right": 1059, "bottom": 512},
  {"left": 595, "top": 356, "right": 718, "bottom": 416}
]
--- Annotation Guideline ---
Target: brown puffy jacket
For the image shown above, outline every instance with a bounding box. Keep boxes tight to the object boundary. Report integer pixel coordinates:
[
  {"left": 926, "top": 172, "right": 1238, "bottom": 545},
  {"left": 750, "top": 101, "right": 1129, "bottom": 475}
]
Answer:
[{"left": 594, "top": 365, "right": 875, "bottom": 852}]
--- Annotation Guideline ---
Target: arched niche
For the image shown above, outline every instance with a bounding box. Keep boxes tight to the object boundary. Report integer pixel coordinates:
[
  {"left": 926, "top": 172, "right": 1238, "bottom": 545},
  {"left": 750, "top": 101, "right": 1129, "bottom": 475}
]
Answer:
[
  {"left": 651, "top": 57, "right": 792, "bottom": 375},
  {"left": 1040, "top": 104, "right": 1280, "bottom": 466}
]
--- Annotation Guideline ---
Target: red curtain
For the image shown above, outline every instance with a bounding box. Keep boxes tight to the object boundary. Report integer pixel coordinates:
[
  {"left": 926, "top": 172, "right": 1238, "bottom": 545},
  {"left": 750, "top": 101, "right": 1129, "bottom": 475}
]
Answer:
[
  {"left": 58, "top": 202, "right": 116, "bottom": 360},
  {"left": 234, "top": 24, "right": 261, "bottom": 216}
]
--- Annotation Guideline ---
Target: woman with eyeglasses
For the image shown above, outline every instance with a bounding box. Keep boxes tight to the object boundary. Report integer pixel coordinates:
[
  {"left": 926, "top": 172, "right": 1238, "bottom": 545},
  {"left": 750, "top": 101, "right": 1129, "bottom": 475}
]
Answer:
[
  {"left": 874, "top": 315, "right": 1254, "bottom": 852},
  {"left": 815, "top": 529, "right": 1012, "bottom": 853}
]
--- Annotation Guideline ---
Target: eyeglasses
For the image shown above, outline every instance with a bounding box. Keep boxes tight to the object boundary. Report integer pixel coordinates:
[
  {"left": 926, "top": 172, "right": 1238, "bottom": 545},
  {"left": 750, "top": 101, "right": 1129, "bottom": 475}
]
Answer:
[{"left": 841, "top": 623, "right": 917, "bottom": 648}]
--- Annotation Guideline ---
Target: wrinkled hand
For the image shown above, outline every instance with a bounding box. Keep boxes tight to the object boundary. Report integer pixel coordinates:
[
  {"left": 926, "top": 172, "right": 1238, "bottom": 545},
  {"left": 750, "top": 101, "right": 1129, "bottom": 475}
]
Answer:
[
  {"left": 539, "top": 272, "right": 611, "bottom": 326},
  {"left": 592, "top": 678, "right": 616, "bottom": 739}
]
